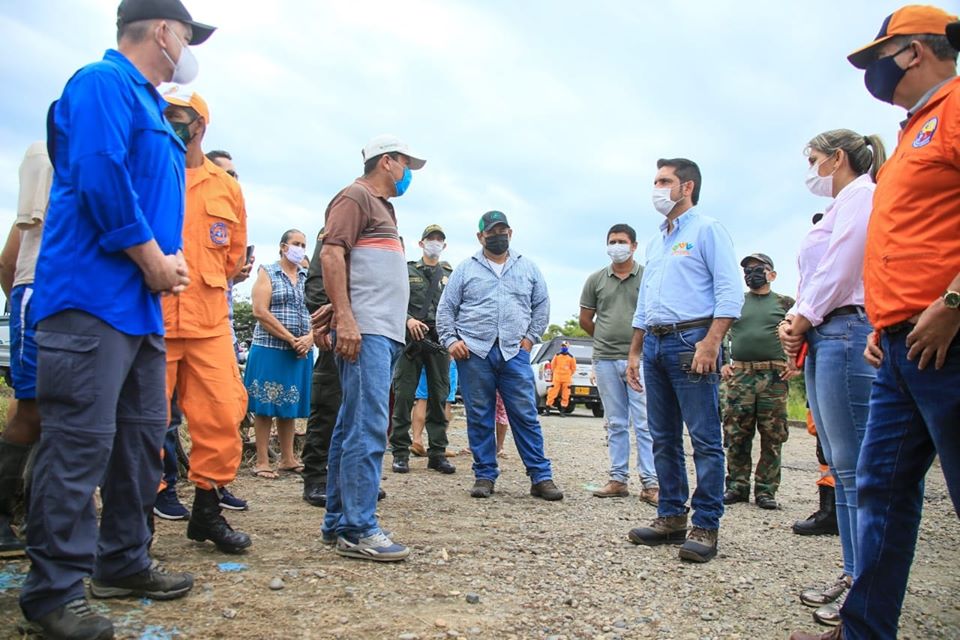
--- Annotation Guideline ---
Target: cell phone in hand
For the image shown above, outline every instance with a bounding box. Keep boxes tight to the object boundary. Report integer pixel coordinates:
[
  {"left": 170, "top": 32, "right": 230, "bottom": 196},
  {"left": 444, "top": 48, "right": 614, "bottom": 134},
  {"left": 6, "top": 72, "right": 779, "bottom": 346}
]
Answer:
[{"left": 245, "top": 245, "right": 255, "bottom": 264}]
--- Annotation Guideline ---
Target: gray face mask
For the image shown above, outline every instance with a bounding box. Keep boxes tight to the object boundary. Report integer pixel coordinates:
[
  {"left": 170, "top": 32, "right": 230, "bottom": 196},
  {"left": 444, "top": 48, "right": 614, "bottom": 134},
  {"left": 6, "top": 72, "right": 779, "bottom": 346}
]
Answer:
[{"left": 606, "top": 243, "right": 633, "bottom": 264}]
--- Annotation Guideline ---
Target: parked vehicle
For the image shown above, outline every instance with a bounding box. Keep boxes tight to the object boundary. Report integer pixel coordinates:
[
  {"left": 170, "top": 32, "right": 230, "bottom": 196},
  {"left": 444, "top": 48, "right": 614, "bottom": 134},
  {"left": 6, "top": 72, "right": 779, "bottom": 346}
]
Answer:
[{"left": 530, "top": 336, "right": 603, "bottom": 417}]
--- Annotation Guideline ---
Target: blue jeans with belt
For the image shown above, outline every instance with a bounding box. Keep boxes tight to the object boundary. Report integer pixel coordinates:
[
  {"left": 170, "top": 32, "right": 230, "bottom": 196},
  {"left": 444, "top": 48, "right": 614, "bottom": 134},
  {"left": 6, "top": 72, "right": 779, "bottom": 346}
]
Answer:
[
  {"left": 804, "top": 311, "right": 875, "bottom": 577},
  {"left": 643, "top": 325, "right": 724, "bottom": 530},
  {"left": 841, "top": 329, "right": 960, "bottom": 640}
]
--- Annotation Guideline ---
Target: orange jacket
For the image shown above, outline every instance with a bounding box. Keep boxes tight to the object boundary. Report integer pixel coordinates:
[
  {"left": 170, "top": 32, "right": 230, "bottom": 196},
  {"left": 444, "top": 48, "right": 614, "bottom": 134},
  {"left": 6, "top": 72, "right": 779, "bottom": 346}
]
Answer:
[
  {"left": 550, "top": 352, "right": 577, "bottom": 384},
  {"left": 163, "top": 158, "right": 247, "bottom": 338},
  {"left": 865, "top": 77, "right": 960, "bottom": 331}
]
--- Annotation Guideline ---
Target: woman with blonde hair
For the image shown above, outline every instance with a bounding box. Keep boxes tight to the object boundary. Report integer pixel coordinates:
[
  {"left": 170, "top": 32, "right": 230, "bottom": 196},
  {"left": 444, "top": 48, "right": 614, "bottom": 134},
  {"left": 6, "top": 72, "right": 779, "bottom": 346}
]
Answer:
[{"left": 779, "top": 129, "right": 886, "bottom": 627}]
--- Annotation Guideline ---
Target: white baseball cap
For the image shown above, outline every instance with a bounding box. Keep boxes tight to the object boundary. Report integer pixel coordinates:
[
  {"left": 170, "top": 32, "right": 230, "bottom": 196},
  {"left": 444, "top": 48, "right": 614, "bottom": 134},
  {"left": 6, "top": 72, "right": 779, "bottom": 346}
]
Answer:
[{"left": 361, "top": 134, "right": 426, "bottom": 170}]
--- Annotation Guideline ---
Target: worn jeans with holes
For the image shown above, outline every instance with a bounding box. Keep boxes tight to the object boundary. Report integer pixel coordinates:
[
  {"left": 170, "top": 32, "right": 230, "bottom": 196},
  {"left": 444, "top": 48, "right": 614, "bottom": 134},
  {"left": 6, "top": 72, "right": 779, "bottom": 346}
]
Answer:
[
  {"left": 321, "top": 334, "right": 402, "bottom": 540},
  {"left": 840, "top": 330, "right": 960, "bottom": 640},
  {"left": 643, "top": 326, "right": 724, "bottom": 530},
  {"left": 594, "top": 359, "right": 657, "bottom": 487},
  {"left": 804, "top": 311, "right": 874, "bottom": 577}
]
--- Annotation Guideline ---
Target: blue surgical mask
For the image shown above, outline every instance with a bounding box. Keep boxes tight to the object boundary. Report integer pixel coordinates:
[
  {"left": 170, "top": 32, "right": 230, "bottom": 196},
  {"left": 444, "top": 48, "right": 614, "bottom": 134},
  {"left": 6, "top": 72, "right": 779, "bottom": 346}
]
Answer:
[
  {"left": 864, "top": 44, "right": 913, "bottom": 104},
  {"left": 394, "top": 166, "right": 412, "bottom": 197}
]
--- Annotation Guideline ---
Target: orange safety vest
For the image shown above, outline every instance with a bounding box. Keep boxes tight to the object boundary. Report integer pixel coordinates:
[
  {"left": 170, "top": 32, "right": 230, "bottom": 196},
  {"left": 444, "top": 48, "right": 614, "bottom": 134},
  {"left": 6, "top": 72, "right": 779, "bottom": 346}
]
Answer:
[{"left": 163, "top": 158, "right": 247, "bottom": 338}]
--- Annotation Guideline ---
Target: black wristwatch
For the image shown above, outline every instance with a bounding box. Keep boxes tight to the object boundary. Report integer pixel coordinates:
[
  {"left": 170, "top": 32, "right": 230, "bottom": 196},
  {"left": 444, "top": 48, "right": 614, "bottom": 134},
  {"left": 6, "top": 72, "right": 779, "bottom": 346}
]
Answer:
[{"left": 943, "top": 290, "right": 960, "bottom": 310}]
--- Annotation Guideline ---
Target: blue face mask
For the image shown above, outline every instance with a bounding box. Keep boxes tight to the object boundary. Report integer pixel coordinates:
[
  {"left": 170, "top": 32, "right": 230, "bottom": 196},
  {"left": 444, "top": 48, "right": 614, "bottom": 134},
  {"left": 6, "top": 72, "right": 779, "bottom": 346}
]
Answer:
[
  {"left": 560, "top": 347, "right": 569, "bottom": 354},
  {"left": 864, "top": 44, "right": 913, "bottom": 104},
  {"left": 394, "top": 166, "right": 412, "bottom": 197}
]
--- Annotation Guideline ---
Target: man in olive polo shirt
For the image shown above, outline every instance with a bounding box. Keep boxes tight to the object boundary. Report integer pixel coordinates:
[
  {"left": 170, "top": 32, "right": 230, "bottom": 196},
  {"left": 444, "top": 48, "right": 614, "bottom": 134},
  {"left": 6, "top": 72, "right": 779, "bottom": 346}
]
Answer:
[
  {"left": 579, "top": 224, "right": 659, "bottom": 504},
  {"left": 390, "top": 224, "right": 456, "bottom": 475},
  {"left": 720, "top": 253, "right": 795, "bottom": 511}
]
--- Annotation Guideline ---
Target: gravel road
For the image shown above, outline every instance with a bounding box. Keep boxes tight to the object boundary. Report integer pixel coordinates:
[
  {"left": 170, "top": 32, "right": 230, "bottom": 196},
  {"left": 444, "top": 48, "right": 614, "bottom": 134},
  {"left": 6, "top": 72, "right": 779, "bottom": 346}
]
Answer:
[{"left": 1, "top": 408, "right": 958, "bottom": 639}]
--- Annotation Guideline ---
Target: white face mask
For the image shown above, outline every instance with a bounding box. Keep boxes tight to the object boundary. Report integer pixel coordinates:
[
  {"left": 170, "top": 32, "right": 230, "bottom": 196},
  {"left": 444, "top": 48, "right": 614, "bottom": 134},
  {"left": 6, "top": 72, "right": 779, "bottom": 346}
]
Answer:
[
  {"left": 283, "top": 244, "right": 306, "bottom": 265},
  {"left": 606, "top": 243, "right": 633, "bottom": 264},
  {"left": 161, "top": 25, "right": 199, "bottom": 85},
  {"left": 651, "top": 187, "right": 679, "bottom": 216},
  {"left": 805, "top": 160, "right": 834, "bottom": 198},
  {"left": 422, "top": 240, "right": 444, "bottom": 259}
]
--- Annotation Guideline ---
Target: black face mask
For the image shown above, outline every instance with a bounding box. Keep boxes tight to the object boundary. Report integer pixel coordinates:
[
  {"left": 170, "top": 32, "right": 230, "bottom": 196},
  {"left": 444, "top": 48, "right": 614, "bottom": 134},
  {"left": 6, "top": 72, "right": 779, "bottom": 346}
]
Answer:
[
  {"left": 744, "top": 267, "right": 768, "bottom": 290},
  {"left": 484, "top": 234, "right": 509, "bottom": 256},
  {"left": 172, "top": 121, "right": 195, "bottom": 146}
]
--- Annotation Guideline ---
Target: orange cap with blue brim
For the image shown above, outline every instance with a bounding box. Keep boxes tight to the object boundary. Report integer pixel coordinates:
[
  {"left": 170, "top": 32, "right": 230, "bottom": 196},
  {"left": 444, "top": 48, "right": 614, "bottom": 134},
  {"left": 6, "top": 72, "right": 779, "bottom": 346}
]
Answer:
[{"left": 847, "top": 5, "right": 958, "bottom": 69}]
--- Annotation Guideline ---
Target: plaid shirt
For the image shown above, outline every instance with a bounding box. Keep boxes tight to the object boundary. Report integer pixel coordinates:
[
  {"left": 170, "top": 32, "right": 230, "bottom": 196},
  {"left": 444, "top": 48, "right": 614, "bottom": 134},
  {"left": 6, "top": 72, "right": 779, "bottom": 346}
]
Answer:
[{"left": 252, "top": 261, "right": 309, "bottom": 350}]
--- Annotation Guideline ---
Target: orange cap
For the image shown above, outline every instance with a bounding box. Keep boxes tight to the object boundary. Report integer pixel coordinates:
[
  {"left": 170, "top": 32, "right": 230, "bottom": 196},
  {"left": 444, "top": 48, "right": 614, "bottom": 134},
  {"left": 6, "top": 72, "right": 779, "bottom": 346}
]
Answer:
[
  {"left": 848, "top": 5, "right": 958, "bottom": 69},
  {"left": 163, "top": 86, "right": 211, "bottom": 124}
]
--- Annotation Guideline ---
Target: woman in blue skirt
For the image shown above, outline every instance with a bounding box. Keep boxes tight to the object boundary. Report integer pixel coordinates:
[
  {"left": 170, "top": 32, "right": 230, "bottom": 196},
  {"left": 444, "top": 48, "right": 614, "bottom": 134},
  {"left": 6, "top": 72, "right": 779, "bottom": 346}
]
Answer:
[{"left": 246, "top": 229, "right": 313, "bottom": 478}]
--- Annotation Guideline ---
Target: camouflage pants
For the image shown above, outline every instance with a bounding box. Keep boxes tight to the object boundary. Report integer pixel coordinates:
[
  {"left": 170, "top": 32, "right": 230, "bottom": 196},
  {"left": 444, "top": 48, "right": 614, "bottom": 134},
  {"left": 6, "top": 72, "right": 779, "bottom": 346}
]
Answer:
[{"left": 722, "top": 368, "right": 789, "bottom": 498}]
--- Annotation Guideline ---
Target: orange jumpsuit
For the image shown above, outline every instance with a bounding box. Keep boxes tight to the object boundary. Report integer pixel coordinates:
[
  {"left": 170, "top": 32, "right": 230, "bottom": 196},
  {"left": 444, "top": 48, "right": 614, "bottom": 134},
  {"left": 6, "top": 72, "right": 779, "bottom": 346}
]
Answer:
[
  {"left": 546, "top": 352, "right": 577, "bottom": 409},
  {"left": 806, "top": 409, "right": 835, "bottom": 489},
  {"left": 162, "top": 158, "right": 248, "bottom": 491}
]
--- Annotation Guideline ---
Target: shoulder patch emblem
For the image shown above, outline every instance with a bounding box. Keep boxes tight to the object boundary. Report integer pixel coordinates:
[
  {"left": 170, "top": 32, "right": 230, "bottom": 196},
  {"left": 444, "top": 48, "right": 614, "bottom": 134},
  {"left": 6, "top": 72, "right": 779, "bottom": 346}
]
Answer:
[
  {"left": 912, "top": 116, "right": 938, "bottom": 148},
  {"left": 209, "top": 221, "right": 229, "bottom": 245}
]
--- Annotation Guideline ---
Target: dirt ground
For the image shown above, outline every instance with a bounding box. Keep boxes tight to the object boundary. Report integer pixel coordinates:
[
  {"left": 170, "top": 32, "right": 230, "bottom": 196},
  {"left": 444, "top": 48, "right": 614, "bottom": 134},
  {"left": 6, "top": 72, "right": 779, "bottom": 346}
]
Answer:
[{"left": 1, "top": 408, "right": 959, "bottom": 640}]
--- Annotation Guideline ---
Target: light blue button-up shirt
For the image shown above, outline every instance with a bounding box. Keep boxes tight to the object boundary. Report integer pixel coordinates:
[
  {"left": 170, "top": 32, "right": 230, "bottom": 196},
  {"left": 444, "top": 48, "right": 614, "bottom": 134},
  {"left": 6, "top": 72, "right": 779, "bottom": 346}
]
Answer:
[
  {"left": 633, "top": 208, "right": 742, "bottom": 331},
  {"left": 437, "top": 250, "right": 550, "bottom": 360}
]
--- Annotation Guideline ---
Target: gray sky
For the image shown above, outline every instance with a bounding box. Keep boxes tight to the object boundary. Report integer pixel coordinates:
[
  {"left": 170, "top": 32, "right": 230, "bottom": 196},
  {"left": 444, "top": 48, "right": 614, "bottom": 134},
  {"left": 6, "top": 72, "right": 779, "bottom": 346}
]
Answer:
[{"left": 0, "top": 1, "right": 923, "bottom": 323}]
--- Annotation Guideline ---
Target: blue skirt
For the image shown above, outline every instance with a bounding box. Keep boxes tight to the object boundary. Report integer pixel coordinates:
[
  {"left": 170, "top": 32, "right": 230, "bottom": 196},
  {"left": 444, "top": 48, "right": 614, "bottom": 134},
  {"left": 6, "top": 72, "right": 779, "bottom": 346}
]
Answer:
[{"left": 244, "top": 344, "right": 313, "bottom": 419}]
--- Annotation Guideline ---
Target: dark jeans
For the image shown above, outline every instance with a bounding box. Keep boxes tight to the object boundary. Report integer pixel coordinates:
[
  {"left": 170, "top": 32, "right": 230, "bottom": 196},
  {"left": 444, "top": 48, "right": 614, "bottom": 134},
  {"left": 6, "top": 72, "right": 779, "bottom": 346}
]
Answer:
[
  {"left": 643, "top": 326, "right": 725, "bottom": 530},
  {"left": 457, "top": 346, "right": 552, "bottom": 483},
  {"left": 301, "top": 350, "right": 341, "bottom": 488},
  {"left": 841, "top": 330, "right": 960, "bottom": 640},
  {"left": 390, "top": 347, "right": 449, "bottom": 458},
  {"left": 20, "top": 311, "right": 167, "bottom": 621},
  {"left": 160, "top": 392, "right": 183, "bottom": 493}
]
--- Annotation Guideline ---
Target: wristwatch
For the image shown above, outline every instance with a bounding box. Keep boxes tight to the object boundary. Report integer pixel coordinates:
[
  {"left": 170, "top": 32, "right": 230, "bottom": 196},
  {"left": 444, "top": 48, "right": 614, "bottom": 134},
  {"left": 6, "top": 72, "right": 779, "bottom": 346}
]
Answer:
[{"left": 944, "top": 290, "right": 960, "bottom": 310}]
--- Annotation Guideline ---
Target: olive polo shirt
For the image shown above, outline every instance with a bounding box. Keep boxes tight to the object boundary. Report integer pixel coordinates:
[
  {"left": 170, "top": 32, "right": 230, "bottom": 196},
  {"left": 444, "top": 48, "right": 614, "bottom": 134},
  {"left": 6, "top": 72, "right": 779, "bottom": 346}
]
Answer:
[{"left": 580, "top": 261, "right": 643, "bottom": 360}]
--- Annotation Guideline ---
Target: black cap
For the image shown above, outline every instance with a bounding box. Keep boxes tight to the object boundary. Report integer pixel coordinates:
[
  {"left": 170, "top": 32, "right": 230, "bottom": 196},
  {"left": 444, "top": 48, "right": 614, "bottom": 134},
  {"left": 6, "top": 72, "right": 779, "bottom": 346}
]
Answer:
[
  {"left": 117, "top": 0, "right": 216, "bottom": 45},
  {"left": 740, "top": 253, "right": 774, "bottom": 270},
  {"left": 948, "top": 21, "right": 960, "bottom": 49},
  {"left": 478, "top": 210, "right": 510, "bottom": 233}
]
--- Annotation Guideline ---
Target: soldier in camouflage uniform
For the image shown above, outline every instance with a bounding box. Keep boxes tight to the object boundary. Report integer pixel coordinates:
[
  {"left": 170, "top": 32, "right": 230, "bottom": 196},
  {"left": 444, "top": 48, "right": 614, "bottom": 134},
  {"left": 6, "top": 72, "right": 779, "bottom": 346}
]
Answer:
[
  {"left": 390, "top": 225, "right": 456, "bottom": 475},
  {"left": 721, "top": 253, "right": 795, "bottom": 510}
]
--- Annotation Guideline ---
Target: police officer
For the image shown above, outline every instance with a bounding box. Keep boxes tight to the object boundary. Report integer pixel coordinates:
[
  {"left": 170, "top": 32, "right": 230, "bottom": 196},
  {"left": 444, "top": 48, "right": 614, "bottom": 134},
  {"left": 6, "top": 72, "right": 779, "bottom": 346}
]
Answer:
[
  {"left": 390, "top": 225, "right": 456, "bottom": 475},
  {"left": 720, "top": 253, "right": 795, "bottom": 510}
]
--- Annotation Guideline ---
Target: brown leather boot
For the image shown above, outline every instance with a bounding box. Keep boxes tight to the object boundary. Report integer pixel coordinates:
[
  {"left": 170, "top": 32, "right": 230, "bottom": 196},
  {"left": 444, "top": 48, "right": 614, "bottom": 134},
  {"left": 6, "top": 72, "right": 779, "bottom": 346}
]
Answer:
[
  {"left": 627, "top": 515, "right": 688, "bottom": 545},
  {"left": 639, "top": 486, "right": 659, "bottom": 505},
  {"left": 593, "top": 480, "right": 629, "bottom": 498},
  {"left": 789, "top": 624, "right": 843, "bottom": 639}
]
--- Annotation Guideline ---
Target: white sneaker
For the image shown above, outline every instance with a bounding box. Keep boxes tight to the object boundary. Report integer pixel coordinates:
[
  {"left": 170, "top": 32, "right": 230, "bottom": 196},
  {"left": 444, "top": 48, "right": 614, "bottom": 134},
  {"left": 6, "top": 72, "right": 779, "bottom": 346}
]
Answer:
[{"left": 335, "top": 531, "right": 409, "bottom": 562}]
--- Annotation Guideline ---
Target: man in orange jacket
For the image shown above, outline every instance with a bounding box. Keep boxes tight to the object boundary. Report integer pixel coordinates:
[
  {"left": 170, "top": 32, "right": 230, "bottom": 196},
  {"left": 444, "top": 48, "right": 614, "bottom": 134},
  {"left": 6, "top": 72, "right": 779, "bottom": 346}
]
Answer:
[
  {"left": 546, "top": 341, "right": 577, "bottom": 413},
  {"left": 162, "top": 89, "right": 251, "bottom": 554}
]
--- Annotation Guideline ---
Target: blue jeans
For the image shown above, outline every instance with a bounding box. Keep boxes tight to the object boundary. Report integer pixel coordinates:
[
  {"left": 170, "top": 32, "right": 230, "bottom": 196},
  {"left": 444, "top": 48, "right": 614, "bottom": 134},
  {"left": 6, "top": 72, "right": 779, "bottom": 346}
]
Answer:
[
  {"left": 804, "top": 311, "right": 874, "bottom": 576},
  {"left": 643, "top": 326, "right": 724, "bottom": 529},
  {"left": 457, "top": 345, "right": 552, "bottom": 484},
  {"left": 160, "top": 393, "right": 183, "bottom": 493},
  {"left": 841, "top": 329, "right": 960, "bottom": 640},
  {"left": 322, "top": 334, "right": 402, "bottom": 539},
  {"left": 594, "top": 359, "right": 657, "bottom": 487}
]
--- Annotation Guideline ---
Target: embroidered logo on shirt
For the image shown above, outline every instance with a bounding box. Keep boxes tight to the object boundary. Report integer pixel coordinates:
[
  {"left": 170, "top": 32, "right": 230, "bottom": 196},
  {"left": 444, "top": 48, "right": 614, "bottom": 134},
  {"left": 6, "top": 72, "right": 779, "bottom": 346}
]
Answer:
[
  {"left": 209, "top": 222, "right": 229, "bottom": 245},
  {"left": 671, "top": 242, "right": 694, "bottom": 256},
  {"left": 912, "top": 117, "right": 938, "bottom": 148}
]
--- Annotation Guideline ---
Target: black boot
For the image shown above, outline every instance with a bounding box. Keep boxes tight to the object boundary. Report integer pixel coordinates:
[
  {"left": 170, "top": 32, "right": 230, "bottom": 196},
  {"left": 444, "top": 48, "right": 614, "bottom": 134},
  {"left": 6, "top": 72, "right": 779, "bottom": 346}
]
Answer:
[
  {"left": 427, "top": 456, "right": 456, "bottom": 474},
  {"left": 0, "top": 440, "right": 30, "bottom": 557},
  {"left": 187, "top": 488, "right": 252, "bottom": 554},
  {"left": 792, "top": 485, "right": 839, "bottom": 536}
]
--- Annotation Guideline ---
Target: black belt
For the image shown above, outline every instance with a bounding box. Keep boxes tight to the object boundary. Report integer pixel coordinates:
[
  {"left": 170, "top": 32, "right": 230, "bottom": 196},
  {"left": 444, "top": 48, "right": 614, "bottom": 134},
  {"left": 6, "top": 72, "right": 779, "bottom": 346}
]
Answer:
[
  {"left": 648, "top": 317, "right": 712, "bottom": 337},
  {"left": 823, "top": 305, "right": 864, "bottom": 322},
  {"left": 883, "top": 320, "right": 915, "bottom": 335}
]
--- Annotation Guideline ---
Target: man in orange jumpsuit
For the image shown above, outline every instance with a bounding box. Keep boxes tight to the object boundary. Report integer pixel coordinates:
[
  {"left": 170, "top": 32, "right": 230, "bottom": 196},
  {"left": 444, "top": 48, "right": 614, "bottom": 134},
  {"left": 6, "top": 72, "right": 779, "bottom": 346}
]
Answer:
[
  {"left": 162, "top": 89, "right": 251, "bottom": 554},
  {"left": 546, "top": 341, "right": 577, "bottom": 413}
]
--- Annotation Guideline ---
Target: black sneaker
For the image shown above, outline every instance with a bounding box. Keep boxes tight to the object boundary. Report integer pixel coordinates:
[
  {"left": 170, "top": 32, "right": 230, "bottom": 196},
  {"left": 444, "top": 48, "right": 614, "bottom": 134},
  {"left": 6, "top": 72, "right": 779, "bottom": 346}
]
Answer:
[
  {"left": 722, "top": 489, "right": 748, "bottom": 505},
  {"left": 24, "top": 599, "right": 114, "bottom": 640},
  {"left": 303, "top": 483, "right": 327, "bottom": 508},
  {"left": 427, "top": 457, "right": 456, "bottom": 474},
  {"left": 470, "top": 479, "right": 495, "bottom": 498},
  {"left": 755, "top": 494, "right": 779, "bottom": 510},
  {"left": 392, "top": 458, "right": 410, "bottom": 474},
  {"left": 218, "top": 487, "right": 248, "bottom": 511},
  {"left": 91, "top": 567, "right": 194, "bottom": 600},
  {"left": 153, "top": 490, "right": 190, "bottom": 521}
]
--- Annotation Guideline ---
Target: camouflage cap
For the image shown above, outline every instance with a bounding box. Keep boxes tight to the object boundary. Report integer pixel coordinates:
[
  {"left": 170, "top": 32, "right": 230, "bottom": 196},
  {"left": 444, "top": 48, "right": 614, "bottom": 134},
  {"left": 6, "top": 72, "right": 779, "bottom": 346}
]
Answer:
[{"left": 421, "top": 224, "right": 446, "bottom": 240}]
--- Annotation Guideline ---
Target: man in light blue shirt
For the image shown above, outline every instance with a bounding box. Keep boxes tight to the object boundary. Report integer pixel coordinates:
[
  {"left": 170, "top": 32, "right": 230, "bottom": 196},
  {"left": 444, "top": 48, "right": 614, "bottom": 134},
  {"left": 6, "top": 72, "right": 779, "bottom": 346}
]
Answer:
[
  {"left": 437, "top": 211, "right": 563, "bottom": 501},
  {"left": 625, "top": 158, "right": 741, "bottom": 564}
]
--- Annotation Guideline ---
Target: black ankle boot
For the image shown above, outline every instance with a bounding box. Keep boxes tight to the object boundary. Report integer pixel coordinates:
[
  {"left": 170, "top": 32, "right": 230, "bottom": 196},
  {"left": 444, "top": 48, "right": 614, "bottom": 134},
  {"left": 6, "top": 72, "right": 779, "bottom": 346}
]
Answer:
[
  {"left": 187, "top": 488, "right": 252, "bottom": 554},
  {"left": 792, "top": 485, "right": 839, "bottom": 536},
  {"left": 0, "top": 440, "right": 30, "bottom": 557}
]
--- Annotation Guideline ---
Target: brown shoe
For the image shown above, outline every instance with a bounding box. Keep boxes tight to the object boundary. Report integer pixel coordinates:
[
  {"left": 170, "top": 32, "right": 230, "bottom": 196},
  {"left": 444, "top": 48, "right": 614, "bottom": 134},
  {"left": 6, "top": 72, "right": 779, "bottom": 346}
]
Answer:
[
  {"left": 789, "top": 624, "right": 843, "bottom": 640},
  {"left": 410, "top": 442, "right": 427, "bottom": 457},
  {"left": 640, "top": 486, "right": 659, "bottom": 505},
  {"left": 593, "top": 480, "right": 629, "bottom": 498},
  {"left": 530, "top": 479, "right": 564, "bottom": 501},
  {"left": 678, "top": 526, "right": 718, "bottom": 563},
  {"left": 627, "top": 515, "right": 687, "bottom": 545}
]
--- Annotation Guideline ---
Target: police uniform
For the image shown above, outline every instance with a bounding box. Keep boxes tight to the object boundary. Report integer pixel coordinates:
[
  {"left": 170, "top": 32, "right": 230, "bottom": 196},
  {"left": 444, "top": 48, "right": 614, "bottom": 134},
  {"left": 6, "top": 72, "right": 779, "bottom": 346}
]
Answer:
[
  {"left": 722, "top": 287, "right": 794, "bottom": 503},
  {"left": 389, "top": 255, "right": 453, "bottom": 462}
]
